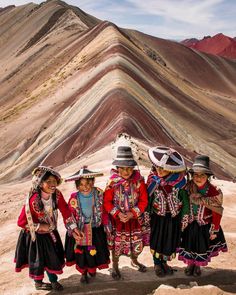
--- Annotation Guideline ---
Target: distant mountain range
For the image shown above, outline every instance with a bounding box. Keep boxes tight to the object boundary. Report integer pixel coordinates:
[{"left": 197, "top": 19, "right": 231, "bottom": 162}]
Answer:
[
  {"left": 0, "top": 1, "right": 236, "bottom": 182},
  {"left": 181, "top": 33, "right": 236, "bottom": 59}
]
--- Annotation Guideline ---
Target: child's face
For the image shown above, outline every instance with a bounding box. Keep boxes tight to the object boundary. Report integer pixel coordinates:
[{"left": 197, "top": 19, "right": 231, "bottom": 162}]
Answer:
[
  {"left": 156, "top": 166, "right": 170, "bottom": 178},
  {"left": 193, "top": 173, "right": 208, "bottom": 187},
  {"left": 117, "top": 167, "right": 134, "bottom": 179},
  {"left": 40, "top": 175, "right": 57, "bottom": 194},
  {"left": 77, "top": 178, "right": 93, "bottom": 195}
]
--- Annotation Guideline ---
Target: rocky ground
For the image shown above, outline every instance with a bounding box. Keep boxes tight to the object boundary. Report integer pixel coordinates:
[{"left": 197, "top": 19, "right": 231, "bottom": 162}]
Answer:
[{"left": 0, "top": 141, "right": 236, "bottom": 295}]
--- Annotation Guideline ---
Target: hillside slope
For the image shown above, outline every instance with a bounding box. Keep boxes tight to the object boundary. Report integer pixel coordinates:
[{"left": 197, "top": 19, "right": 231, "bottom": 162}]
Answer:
[{"left": 0, "top": 1, "right": 236, "bottom": 182}]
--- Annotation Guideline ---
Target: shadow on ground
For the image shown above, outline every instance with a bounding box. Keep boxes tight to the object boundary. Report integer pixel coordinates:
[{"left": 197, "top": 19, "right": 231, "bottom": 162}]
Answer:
[{"left": 46, "top": 266, "right": 236, "bottom": 295}]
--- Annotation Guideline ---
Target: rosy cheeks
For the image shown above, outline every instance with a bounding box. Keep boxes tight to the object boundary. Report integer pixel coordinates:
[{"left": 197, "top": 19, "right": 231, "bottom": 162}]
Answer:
[
  {"left": 77, "top": 179, "right": 93, "bottom": 195},
  {"left": 40, "top": 176, "right": 58, "bottom": 194},
  {"left": 117, "top": 167, "right": 134, "bottom": 179},
  {"left": 121, "top": 172, "right": 132, "bottom": 179},
  {"left": 193, "top": 173, "right": 208, "bottom": 187}
]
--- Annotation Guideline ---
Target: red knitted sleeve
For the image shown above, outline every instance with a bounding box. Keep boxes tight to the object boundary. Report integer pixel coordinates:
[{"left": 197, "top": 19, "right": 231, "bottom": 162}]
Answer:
[
  {"left": 131, "top": 181, "right": 148, "bottom": 218},
  {"left": 211, "top": 211, "right": 222, "bottom": 232},
  {"left": 17, "top": 205, "right": 27, "bottom": 229},
  {"left": 57, "top": 190, "right": 74, "bottom": 221},
  {"left": 103, "top": 188, "right": 120, "bottom": 218}
]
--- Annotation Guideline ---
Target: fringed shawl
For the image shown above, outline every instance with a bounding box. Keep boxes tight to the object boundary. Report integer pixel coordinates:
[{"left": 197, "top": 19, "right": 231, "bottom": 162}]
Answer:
[{"left": 186, "top": 180, "right": 224, "bottom": 216}]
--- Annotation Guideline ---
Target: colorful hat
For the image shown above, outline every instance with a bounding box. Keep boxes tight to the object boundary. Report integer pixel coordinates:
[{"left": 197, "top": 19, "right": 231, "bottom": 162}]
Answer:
[
  {"left": 112, "top": 146, "right": 137, "bottom": 167},
  {"left": 32, "top": 165, "right": 62, "bottom": 189},
  {"left": 148, "top": 146, "right": 186, "bottom": 172},
  {"left": 189, "top": 155, "right": 213, "bottom": 175},
  {"left": 65, "top": 166, "right": 103, "bottom": 182}
]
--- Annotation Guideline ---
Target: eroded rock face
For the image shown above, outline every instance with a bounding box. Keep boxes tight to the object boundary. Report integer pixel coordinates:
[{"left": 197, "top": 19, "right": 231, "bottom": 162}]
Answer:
[{"left": 0, "top": 1, "right": 236, "bottom": 182}]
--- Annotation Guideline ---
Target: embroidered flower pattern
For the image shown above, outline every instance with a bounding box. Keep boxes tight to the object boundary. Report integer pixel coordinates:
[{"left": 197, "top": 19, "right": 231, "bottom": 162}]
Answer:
[{"left": 70, "top": 199, "right": 78, "bottom": 209}]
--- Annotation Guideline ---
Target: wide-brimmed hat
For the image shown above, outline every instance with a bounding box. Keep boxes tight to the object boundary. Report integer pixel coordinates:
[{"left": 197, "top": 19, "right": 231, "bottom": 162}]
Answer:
[
  {"left": 65, "top": 167, "right": 103, "bottom": 182},
  {"left": 189, "top": 155, "right": 213, "bottom": 175},
  {"left": 148, "top": 146, "right": 186, "bottom": 172},
  {"left": 112, "top": 146, "right": 137, "bottom": 167},
  {"left": 32, "top": 166, "right": 62, "bottom": 189}
]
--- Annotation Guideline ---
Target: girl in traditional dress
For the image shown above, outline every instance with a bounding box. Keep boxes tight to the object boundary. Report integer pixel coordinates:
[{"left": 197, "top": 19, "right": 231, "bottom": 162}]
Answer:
[
  {"left": 15, "top": 166, "right": 82, "bottom": 291},
  {"left": 178, "top": 155, "right": 228, "bottom": 276},
  {"left": 147, "top": 146, "right": 189, "bottom": 277},
  {"left": 65, "top": 167, "right": 110, "bottom": 284},
  {"left": 104, "top": 146, "right": 149, "bottom": 280}
]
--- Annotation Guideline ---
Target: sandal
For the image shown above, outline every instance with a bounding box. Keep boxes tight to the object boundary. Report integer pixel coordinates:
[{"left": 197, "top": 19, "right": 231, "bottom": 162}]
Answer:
[
  {"left": 193, "top": 265, "right": 201, "bottom": 277},
  {"left": 80, "top": 273, "right": 89, "bottom": 284},
  {"left": 184, "top": 264, "right": 194, "bottom": 276},
  {"left": 35, "top": 282, "right": 52, "bottom": 290},
  {"left": 131, "top": 260, "right": 147, "bottom": 273},
  {"left": 111, "top": 267, "right": 122, "bottom": 280},
  {"left": 51, "top": 281, "right": 64, "bottom": 291},
  {"left": 161, "top": 262, "right": 174, "bottom": 275},
  {"left": 154, "top": 264, "right": 165, "bottom": 277}
]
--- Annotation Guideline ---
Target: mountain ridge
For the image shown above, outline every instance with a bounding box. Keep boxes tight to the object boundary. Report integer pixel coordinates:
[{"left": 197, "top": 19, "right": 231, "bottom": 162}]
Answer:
[
  {"left": 0, "top": 2, "right": 236, "bottom": 182},
  {"left": 181, "top": 33, "right": 236, "bottom": 59}
]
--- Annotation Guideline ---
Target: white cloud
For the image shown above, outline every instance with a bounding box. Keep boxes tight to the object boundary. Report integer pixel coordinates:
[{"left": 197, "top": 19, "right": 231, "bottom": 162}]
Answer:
[
  {"left": 115, "top": 0, "right": 236, "bottom": 39},
  {"left": 0, "top": 0, "right": 235, "bottom": 39},
  {"left": 126, "top": 0, "right": 224, "bottom": 26}
]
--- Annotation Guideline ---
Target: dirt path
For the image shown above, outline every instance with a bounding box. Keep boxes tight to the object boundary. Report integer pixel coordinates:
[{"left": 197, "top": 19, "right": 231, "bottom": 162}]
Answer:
[{"left": 44, "top": 267, "right": 236, "bottom": 295}]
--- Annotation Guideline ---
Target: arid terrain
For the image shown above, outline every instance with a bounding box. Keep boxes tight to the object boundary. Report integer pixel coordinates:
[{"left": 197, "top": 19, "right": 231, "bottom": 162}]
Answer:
[
  {"left": 181, "top": 33, "right": 236, "bottom": 59},
  {"left": 0, "top": 140, "right": 236, "bottom": 294}
]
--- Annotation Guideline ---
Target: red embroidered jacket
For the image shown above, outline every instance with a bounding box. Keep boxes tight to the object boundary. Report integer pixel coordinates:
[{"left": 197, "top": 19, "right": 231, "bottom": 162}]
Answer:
[
  {"left": 17, "top": 189, "right": 75, "bottom": 230},
  {"left": 104, "top": 181, "right": 148, "bottom": 219}
]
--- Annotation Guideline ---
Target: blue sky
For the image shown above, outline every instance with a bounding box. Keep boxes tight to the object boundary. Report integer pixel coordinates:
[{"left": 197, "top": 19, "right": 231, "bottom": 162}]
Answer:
[{"left": 0, "top": 0, "right": 235, "bottom": 40}]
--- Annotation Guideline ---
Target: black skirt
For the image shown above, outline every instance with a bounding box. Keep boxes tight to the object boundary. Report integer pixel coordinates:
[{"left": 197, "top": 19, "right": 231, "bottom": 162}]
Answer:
[
  {"left": 150, "top": 212, "right": 181, "bottom": 260},
  {"left": 15, "top": 229, "right": 65, "bottom": 280},
  {"left": 178, "top": 220, "right": 228, "bottom": 266},
  {"left": 65, "top": 225, "right": 110, "bottom": 274}
]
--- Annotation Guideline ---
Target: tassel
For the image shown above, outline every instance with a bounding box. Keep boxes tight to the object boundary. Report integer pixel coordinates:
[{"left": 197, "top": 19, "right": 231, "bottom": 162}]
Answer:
[
  {"left": 89, "top": 249, "right": 97, "bottom": 256},
  {"left": 88, "top": 245, "right": 96, "bottom": 256}
]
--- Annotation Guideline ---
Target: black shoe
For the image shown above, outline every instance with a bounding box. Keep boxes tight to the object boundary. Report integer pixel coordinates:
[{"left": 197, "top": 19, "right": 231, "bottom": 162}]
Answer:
[
  {"left": 161, "top": 262, "right": 174, "bottom": 275},
  {"left": 184, "top": 264, "right": 194, "bottom": 276},
  {"left": 80, "top": 273, "right": 89, "bottom": 284},
  {"left": 154, "top": 264, "right": 165, "bottom": 277},
  {"left": 131, "top": 260, "right": 147, "bottom": 273},
  {"left": 51, "top": 281, "right": 64, "bottom": 291},
  {"left": 193, "top": 265, "right": 201, "bottom": 277},
  {"left": 111, "top": 267, "right": 122, "bottom": 280},
  {"left": 35, "top": 282, "right": 52, "bottom": 290}
]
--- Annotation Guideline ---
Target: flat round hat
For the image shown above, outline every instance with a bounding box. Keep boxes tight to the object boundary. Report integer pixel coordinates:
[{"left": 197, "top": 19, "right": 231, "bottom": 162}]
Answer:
[
  {"left": 148, "top": 146, "right": 186, "bottom": 172},
  {"left": 65, "top": 167, "right": 103, "bottom": 182}
]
